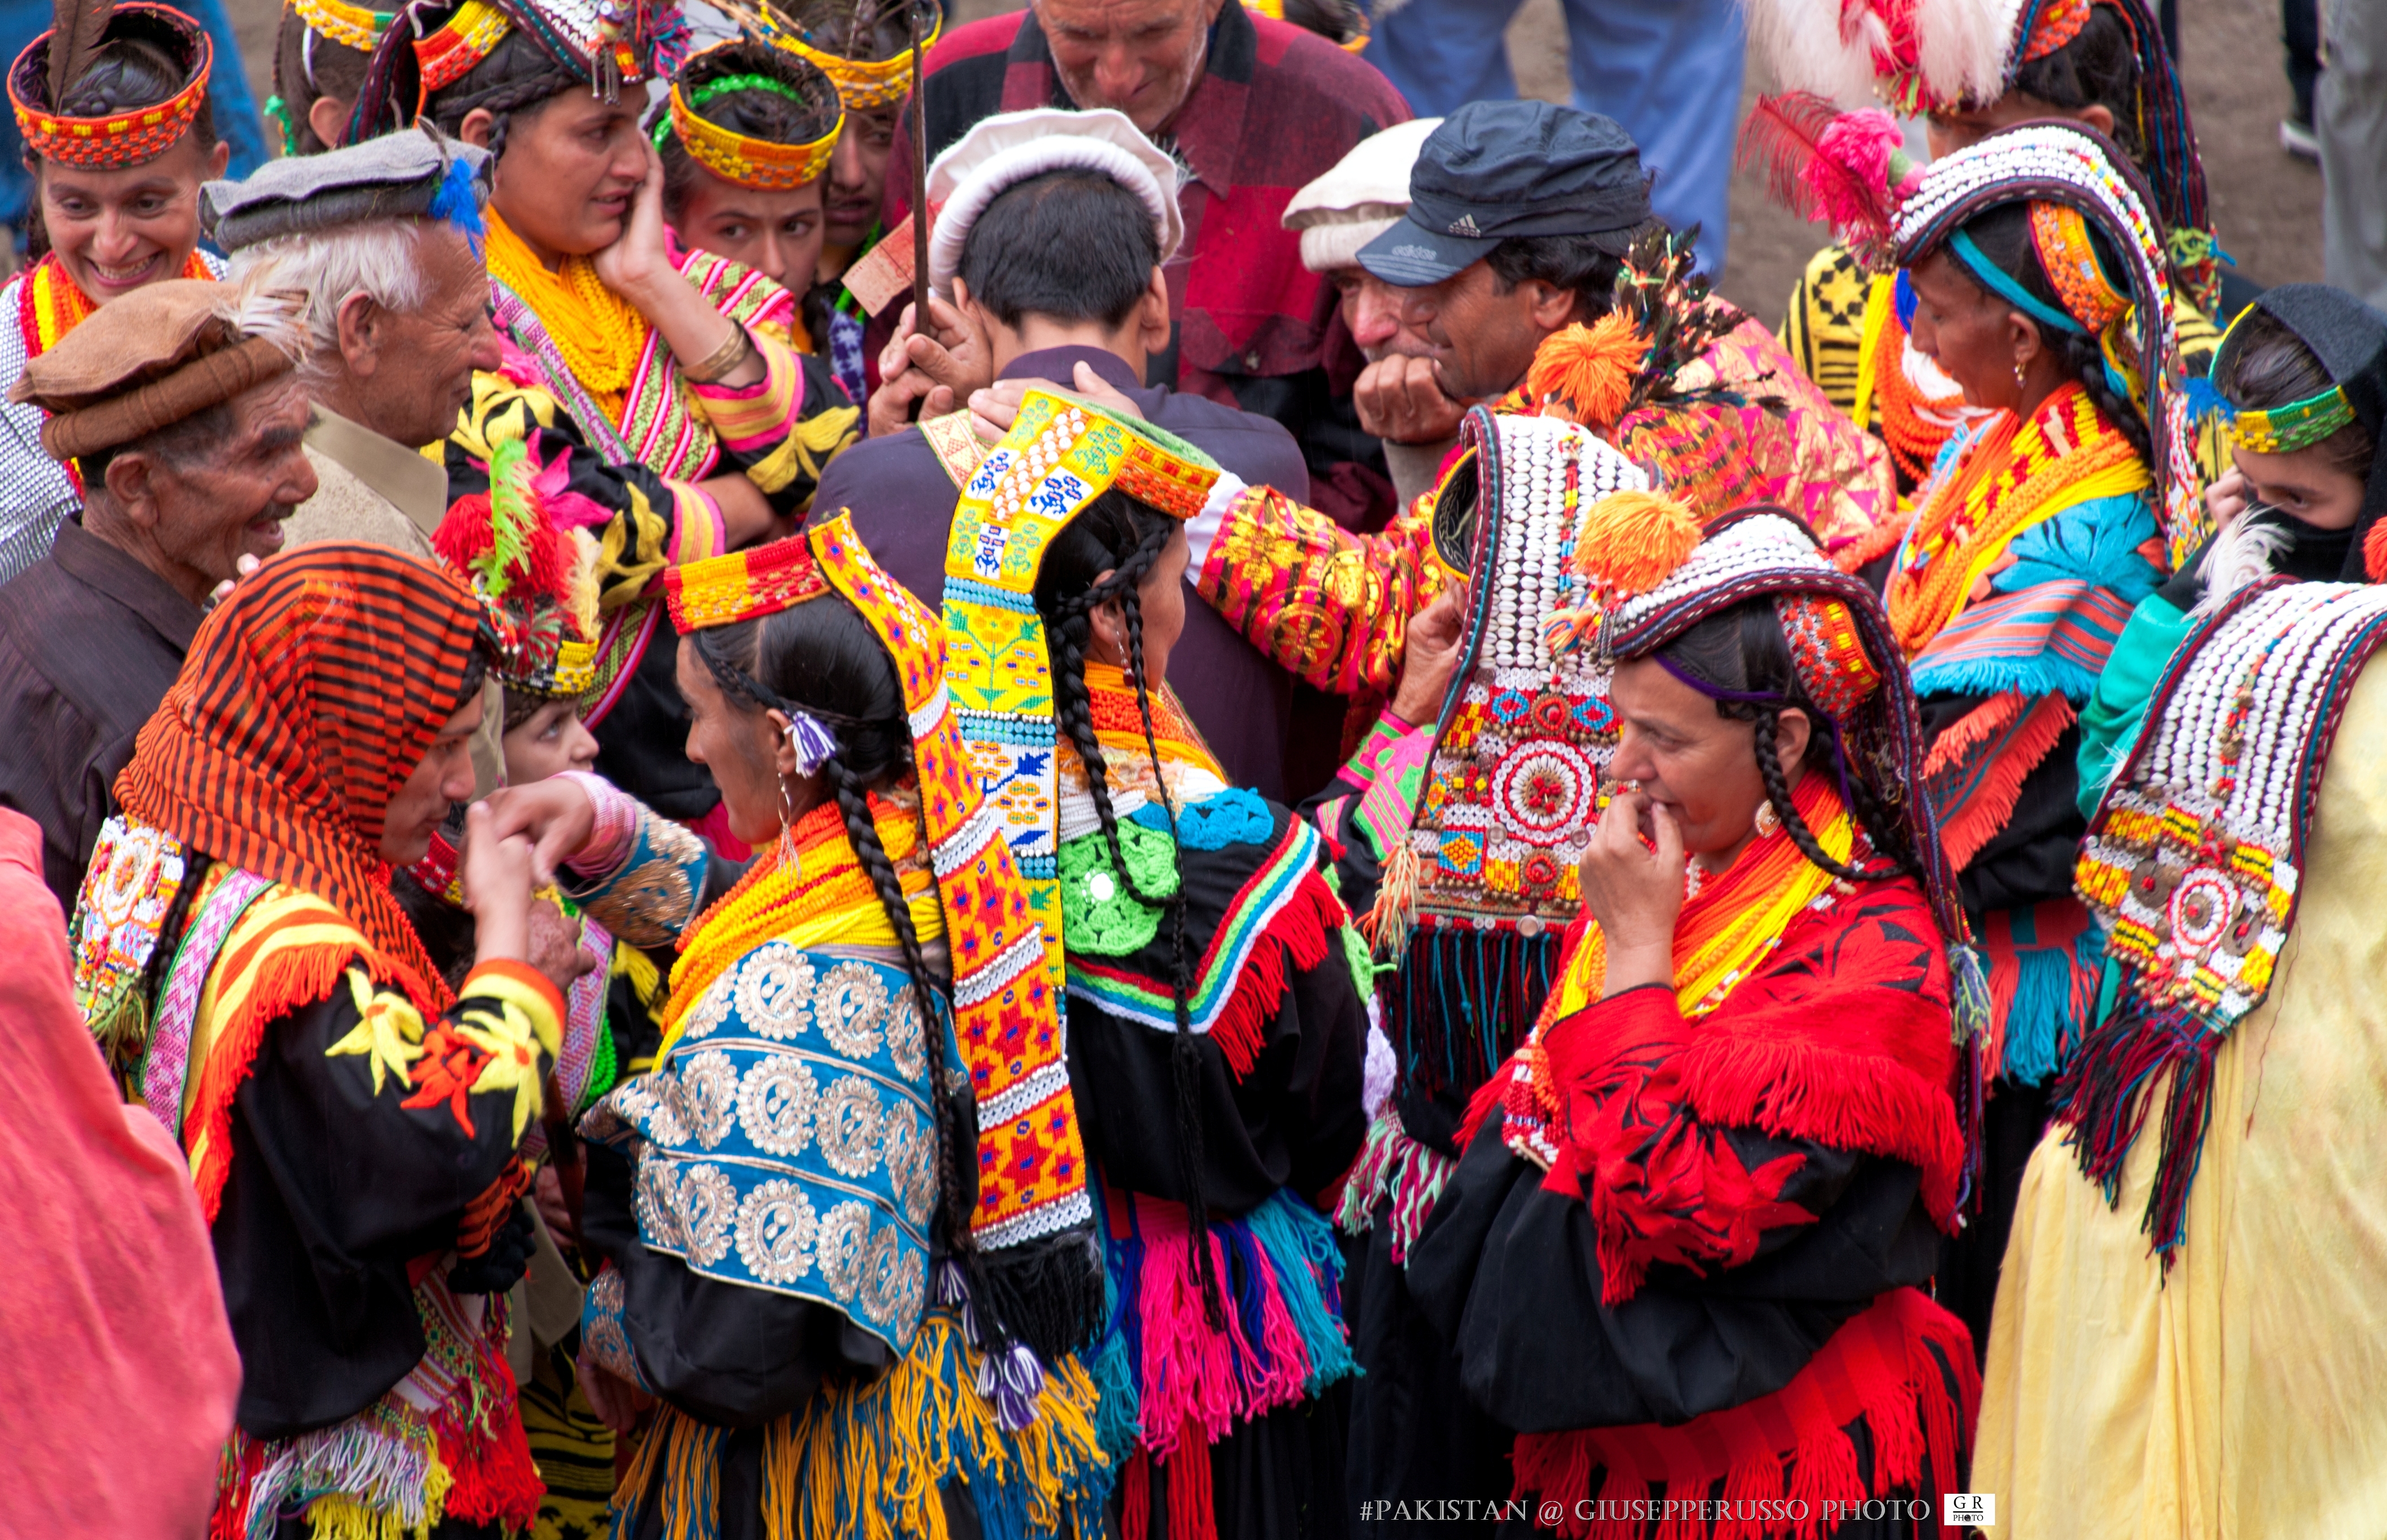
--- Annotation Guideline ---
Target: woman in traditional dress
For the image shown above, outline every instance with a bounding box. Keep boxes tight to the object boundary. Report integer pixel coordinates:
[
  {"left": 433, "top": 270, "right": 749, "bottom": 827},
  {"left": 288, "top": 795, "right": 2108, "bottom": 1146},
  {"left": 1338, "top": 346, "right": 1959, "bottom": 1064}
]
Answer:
[
  {"left": 0, "top": 0, "right": 226, "bottom": 581},
  {"left": 2077, "top": 285, "right": 2387, "bottom": 811},
  {"left": 345, "top": 0, "right": 861, "bottom": 836},
  {"left": 1406, "top": 497, "right": 1984, "bottom": 1539},
  {"left": 654, "top": 39, "right": 843, "bottom": 343},
  {"left": 69, "top": 544, "right": 562, "bottom": 1537},
  {"left": 1755, "top": 0, "right": 2230, "bottom": 495},
  {"left": 936, "top": 388, "right": 1372, "bottom": 1540},
  {"left": 1974, "top": 288, "right": 2387, "bottom": 1533},
  {"left": 1821, "top": 121, "right": 2197, "bottom": 1348},
  {"left": 481, "top": 517, "right": 1112, "bottom": 1537}
]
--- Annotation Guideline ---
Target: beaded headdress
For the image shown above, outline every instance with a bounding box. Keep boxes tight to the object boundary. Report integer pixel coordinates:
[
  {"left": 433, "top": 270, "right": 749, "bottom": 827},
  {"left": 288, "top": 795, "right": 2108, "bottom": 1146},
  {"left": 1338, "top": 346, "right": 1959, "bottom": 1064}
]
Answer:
[
  {"left": 294, "top": 0, "right": 393, "bottom": 52},
  {"left": 668, "top": 518, "right": 1103, "bottom": 1356},
  {"left": 1891, "top": 120, "right": 2203, "bottom": 562},
  {"left": 654, "top": 38, "right": 842, "bottom": 191},
  {"left": 937, "top": 390, "right": 1218, "bottom": 1017},
  {"left": 8, "top": 2, "right": 212, "bottom": 170},
  {"left": 760, "top": 0, "right": 938, "bottom": 111},
  {"left": 1745, "top": 0, "right": 2216, "bottom": 304},
  {"left": 1240, "top": 0, "right": 1369, "bottom": 51},
  {"left": 2068, "top": 579, "right": 2387, "bottom": 1260},
  {"left": 431, "top": 434, "right": 604, "bottom": 703}
]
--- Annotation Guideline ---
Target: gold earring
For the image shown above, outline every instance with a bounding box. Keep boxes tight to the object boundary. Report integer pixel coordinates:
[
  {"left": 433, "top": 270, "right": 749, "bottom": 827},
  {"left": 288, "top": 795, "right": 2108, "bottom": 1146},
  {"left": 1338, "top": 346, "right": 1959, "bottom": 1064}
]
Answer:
[
  {"left": 1755, "top": 800, "right": 1781, "bottom": 839},
  {"left": 2014, "top": 361, "right": 2028, "bottom": 390}
]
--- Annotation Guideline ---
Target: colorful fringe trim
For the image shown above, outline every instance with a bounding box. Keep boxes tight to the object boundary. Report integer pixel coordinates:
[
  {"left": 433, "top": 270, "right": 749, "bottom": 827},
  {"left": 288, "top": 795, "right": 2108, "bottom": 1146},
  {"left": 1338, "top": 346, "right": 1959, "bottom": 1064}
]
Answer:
[
  {"left": 1919, "top": 690, "right": 2077, "bottom": 872},
  {"left": 1332, "top": 1107, "right": 1457, "bottom": 1265},
  {"left": 2051, "top": 995, "right": 2219, "bottom": 1262},
  {"left": 1980, "top": 898, "right": 2102, "bottom": 1085},
  {"left": 1382, "top": 923, "right": 1562, "bottom": 1100},
  {"left": 1509, "top": 1289, "right": 1978, "bottom": 1540},
  {"left": 610, "top": 1303, "right": 1111, "bottom": 1540},
  {"left": 212, "top": 1282, "right": 540, "bottom": 1540},
  {"left": 1094, "top": 1187, "right": 1357, "bottom": 1540}
]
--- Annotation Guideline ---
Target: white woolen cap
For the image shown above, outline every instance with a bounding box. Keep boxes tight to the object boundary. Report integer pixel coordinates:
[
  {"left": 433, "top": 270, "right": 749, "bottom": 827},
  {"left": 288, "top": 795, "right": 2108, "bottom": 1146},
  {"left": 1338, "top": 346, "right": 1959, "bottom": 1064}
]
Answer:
[
  {"left": 1280, "top": 116, "right": 1443, "bottom": 273},
  {"left": 926, "top": 108, "right": 1183, "bottom": 299}
]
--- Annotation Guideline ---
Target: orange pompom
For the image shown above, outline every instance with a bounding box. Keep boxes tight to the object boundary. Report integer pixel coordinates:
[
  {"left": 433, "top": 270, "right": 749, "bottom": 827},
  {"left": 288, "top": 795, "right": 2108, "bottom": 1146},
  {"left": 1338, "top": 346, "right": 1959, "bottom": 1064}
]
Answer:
[
  {"left": 2366, "top": 518, "right": 2387, "bottom": 583},
  {"left": 1573, "top": 489, "right": 1703, "bottom": 601},
  {"left": 1526, "top": 314, "right": 1642, "bottom": 427}
]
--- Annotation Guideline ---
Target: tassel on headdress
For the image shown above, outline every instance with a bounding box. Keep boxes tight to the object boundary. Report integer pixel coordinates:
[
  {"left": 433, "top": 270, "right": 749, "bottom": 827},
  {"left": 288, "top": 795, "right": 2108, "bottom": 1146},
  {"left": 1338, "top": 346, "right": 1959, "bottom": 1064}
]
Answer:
[
  {"left": 1525, "top": 314, "right": 1640, "bottom": 428},
  {"left": 1738, "top": 91, "right": 1924, "bottom": 268},
  {"left": 1572, "top": 489, "right": 1702, "bottom": 605}
]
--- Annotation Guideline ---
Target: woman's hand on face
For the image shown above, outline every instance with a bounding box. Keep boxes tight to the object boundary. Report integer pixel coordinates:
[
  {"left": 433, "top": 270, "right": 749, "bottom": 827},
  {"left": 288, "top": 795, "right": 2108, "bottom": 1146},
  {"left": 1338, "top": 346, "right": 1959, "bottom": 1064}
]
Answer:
[
  {"left": 1578, "top": 786, "right": 1683, "bottom": 996},
  {"left": 2207, "top": 466, "right": 2252, "bottom": 530},
  {"left": 1390, "top": 583, "right": 1468, "bottom": 726},
  {"left": 589, "top": 142, "right": 673, "bottom": 303},
  {"left": 461, "top": 802, "right": 537, "bottom": 964},
  {"left": 481, "top": 778, "right": 598, "bottom": 886}
]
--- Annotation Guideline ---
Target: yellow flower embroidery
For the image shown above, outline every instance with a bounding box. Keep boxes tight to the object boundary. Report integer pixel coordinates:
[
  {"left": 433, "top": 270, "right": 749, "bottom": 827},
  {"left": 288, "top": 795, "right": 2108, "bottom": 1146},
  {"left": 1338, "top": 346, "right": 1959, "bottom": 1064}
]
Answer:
[
  {"left": 325, "top": 968, "right": 426, "bottom": 1095},
  {"left": 456, "top": 997, "right": 549, "bottom": 1144}
]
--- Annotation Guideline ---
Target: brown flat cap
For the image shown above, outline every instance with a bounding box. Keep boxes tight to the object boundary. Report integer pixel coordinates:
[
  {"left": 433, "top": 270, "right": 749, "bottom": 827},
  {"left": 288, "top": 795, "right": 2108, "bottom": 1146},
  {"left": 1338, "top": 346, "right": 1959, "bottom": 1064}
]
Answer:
[{"left": 8, "top": 278, "right": 300, "bottom": 461}]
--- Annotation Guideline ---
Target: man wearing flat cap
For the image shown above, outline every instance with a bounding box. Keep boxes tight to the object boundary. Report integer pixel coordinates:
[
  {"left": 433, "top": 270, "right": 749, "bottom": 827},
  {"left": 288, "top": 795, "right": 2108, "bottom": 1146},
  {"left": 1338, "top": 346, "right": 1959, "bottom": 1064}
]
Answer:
[
  {"left": 212, "top": 126, "right": 504, "bottom": 559},
  {"left": 0, "top": 276, "right": 314, "bottom": 907}
]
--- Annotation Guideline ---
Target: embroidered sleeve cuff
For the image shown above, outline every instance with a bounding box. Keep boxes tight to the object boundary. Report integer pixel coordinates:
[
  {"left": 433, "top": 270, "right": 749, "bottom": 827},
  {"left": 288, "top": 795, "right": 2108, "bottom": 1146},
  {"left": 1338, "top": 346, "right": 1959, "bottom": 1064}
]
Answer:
[
  {"left": 1188, "top": 470, "right": 1249, "bottom": 568},
  {"left": 664, "top": 479, "right": 728, "bottom": 566},
  {"left": 462, "top": 959, "right": 566, "bottom": 1061},
  {"left": 690, "top": 329, "right": 800, "bottom": 449},
  {"left": 580, "top": 1264, "right": 651, "bottom": 1392},
  {"left": 559, "top": 806, "right": 712, "bottom": 949}
]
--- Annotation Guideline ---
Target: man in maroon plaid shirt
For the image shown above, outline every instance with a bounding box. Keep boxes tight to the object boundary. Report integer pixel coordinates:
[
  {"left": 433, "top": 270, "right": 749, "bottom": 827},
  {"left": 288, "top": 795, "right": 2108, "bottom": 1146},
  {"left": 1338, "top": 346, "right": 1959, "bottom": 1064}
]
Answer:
[{"left": 885, "top": 0, "right": 1411, "bottom": 531}]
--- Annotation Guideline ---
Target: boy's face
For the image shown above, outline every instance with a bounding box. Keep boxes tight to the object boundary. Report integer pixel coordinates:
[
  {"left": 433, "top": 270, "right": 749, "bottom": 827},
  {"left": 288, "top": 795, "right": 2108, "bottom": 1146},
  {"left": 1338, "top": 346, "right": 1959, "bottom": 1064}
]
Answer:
[{"left": 503, "top": 698, "right": 600, "bottom": 785}]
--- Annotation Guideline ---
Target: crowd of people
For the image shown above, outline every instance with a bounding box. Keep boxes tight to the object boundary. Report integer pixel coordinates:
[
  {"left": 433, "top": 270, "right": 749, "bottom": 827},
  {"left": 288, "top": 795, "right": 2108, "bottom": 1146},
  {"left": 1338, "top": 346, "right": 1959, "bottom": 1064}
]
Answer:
[{"left": 1, "top": 0, "right": 2382, "bottom": 1535}]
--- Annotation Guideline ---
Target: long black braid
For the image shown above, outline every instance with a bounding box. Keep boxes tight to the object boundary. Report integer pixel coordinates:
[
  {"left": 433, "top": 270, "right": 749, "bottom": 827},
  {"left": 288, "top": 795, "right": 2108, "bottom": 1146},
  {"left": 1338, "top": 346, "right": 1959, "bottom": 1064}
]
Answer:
[
  {"left": 1036, "top": 493, "right": 1228, "bottom": 1325},
  {"left": 690, "top": 613, "right": 972, "bottom": 1260},
  {"left": 1657, "top": 600, "right": 1921, "bottom": 885}
]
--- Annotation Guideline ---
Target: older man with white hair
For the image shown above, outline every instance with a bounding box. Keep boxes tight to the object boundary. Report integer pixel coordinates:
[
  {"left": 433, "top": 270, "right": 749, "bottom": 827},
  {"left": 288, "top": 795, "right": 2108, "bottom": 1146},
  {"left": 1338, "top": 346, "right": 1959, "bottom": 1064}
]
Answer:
[
  {"left": 1280, "top": 115, "right": 1456, "bottom": 508},
  {"left": 208, "top": 127, "right": 505, "bottom": 555}
]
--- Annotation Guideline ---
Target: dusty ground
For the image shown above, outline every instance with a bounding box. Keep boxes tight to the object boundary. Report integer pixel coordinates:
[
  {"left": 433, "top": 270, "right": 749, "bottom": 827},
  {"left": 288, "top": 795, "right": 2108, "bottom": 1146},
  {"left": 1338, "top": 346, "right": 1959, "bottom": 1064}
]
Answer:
[{"left": 224, "top": 0, "right": 2323, "bottom": 317}]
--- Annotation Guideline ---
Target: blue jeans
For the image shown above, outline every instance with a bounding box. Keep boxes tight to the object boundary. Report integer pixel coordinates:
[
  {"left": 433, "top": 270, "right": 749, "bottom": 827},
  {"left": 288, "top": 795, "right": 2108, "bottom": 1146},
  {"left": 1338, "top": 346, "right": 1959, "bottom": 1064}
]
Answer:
[{"left": 1363, "top": 0, "right": 1746, "bottom": 272}]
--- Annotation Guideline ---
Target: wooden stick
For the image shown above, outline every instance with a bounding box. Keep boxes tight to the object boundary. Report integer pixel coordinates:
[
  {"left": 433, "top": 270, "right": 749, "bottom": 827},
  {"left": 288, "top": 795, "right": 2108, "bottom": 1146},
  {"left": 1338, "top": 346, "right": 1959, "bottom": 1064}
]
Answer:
[{"left": 908, "top": 0, "right": 931, "bottom": 332}]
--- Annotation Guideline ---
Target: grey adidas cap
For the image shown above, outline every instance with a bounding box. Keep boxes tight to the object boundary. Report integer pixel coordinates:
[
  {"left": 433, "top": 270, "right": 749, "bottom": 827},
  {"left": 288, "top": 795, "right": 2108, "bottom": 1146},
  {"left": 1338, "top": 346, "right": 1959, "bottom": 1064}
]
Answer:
[{"left": 1357, "top": 100, "right": 1653, "bottom": 287}]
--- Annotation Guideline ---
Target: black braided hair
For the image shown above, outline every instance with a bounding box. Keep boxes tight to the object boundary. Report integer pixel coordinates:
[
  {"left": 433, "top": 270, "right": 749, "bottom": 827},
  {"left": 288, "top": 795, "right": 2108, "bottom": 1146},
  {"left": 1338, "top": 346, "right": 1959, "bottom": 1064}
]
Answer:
[
  {"left": 654, "top": 41, "right": 842, "bottom": 220},
  {"left": 1949, "top": 200, "right": 2153, "bottom": 462},
  {"left": 1033, "top": 489, "right": 1228, "bottom": 1322},
  {"left": 1653, "top": 599, "right": 1921, "bottom": 884},
  {"left": 2009, "top": 4, "right": 2144, "bottom": 162},
  {"left": 692, "top": 604, "right": 972, "bottom": 1254}
]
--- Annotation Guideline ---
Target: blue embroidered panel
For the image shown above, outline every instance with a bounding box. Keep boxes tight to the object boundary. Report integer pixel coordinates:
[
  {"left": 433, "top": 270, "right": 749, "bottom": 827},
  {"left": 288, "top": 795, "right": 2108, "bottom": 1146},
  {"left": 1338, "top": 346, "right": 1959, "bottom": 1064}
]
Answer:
[{"left": 584, "top": 943, "right": 943, "bottom": 1352}]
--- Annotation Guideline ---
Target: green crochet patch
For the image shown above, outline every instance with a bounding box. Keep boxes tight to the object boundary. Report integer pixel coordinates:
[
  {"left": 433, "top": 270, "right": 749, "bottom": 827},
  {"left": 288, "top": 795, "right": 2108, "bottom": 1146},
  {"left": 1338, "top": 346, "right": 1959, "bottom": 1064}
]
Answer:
[{"left": 1058, "top": 819, "right": 1180, "bottom": 956}]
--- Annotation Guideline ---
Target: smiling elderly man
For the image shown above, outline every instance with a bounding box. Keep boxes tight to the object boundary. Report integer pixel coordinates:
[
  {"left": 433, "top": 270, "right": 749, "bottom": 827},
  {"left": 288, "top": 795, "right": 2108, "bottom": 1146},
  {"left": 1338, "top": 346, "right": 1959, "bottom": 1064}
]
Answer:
[
  {"left": 891, "top": 0, "right": 1408, "bottom": 528},
  {"left": 209, "top": 129, "right": 504, "bottom": 557},
  {"left": 0, "top": 276, "right": 312, "bottom": 906}
]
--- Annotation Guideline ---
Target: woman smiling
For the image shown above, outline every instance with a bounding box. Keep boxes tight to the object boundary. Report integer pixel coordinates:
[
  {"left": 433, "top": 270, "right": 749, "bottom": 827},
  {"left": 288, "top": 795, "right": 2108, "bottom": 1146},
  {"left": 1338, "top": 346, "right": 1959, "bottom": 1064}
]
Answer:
[{"left": 0, "top": 1, "right": 228, "bottom": 582}]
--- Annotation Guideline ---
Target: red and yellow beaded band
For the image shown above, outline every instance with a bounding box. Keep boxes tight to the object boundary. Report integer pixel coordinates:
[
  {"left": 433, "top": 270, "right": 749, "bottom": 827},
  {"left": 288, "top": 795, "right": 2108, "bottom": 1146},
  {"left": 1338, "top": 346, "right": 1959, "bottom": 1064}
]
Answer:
[
  {"left": 664, "top": 535, "right": 835, "bottom": 631},
  {"left": 293, "top": 0, "right": 394, "bottom": 52},
  {"left": 667, "top": 74, "right": 842, "bottom": 190},
  {"left": 770, "top": 10, "right": 940, "bottom": 110},
  {"left": 2029, "top": 200, "right": 2131, "bottom": 335},
  {"left": 8, "top": 3, "right": 212, "bottom": 169},
  {"left": 413, "top": 0, "right": 512, "bottom": 91}
]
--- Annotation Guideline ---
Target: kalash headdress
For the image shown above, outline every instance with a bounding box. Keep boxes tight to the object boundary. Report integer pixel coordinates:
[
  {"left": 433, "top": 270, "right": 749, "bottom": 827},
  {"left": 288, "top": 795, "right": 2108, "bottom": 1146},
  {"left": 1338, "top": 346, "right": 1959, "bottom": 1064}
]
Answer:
[
  {"left": 8, "top": 0, "right": 211, "bottom": 170},
  {"left": 1743, "top": 0, "right": 2218, "bottom": 307},
  {"left": 431, "top": 433, "right": 603, "bottom": 713},
  {"left": 346, "top": 0, "right": 689, "bottom": 140},
  {"left": 2188, "top": 285, "right": 2387, "bottom": 583},
  {"left": 1566, "top": 493, "right": 1992, "bottom": 1207},
  {"left": 757, "top": 0, "right": 939, "bottom": 112},
  {"left": 662, "top": 514, "right": 1103, "bottom": 1363},
  {"left": 651, "top": 36, "right": 842, "bottom": 192},
  {"left": 1892, "top": 121, "right": 2203, "bottom": 562},
  {"left": 1363, "top": 410, "right": 1650, "bottom": 1110}
]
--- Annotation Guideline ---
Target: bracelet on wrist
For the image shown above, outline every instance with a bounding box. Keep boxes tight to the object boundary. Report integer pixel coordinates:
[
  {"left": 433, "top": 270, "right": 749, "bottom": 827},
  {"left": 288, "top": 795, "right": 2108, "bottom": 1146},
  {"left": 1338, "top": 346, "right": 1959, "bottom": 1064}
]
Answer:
[{"left": 683, "top": 324, "right": 755, "bottom": 385}]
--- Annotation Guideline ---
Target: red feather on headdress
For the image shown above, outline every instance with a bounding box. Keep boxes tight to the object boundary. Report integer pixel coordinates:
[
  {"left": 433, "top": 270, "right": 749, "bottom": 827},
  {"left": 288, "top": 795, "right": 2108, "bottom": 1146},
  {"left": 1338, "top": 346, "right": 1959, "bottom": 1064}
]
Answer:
[{"left": 48, "top": 0, "right": 116, "bottom": 104}]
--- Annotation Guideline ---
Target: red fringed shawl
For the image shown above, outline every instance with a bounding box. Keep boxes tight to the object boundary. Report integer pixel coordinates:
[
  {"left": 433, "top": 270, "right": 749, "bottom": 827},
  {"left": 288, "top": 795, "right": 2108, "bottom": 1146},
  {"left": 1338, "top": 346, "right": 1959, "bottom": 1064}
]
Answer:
[{"left": 1459, "top": 879, "right": 1975, "bottom": 1524}]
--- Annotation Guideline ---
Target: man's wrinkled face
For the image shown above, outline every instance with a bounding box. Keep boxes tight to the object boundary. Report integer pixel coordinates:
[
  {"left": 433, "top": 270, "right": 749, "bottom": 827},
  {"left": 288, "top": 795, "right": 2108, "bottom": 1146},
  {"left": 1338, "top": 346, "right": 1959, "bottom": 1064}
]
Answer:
[
  {"left": 344, "top": 226, "right": 503, "bottom": 447},
  {"left": 1329, "top": 265, "right": 1430, "bottom": 358},
  {"left": 1034, "top": 0, "right": 1225, "bottom": 135},
  {"left": 152, "top": 375, "right": 318, "bottom": 579}
]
